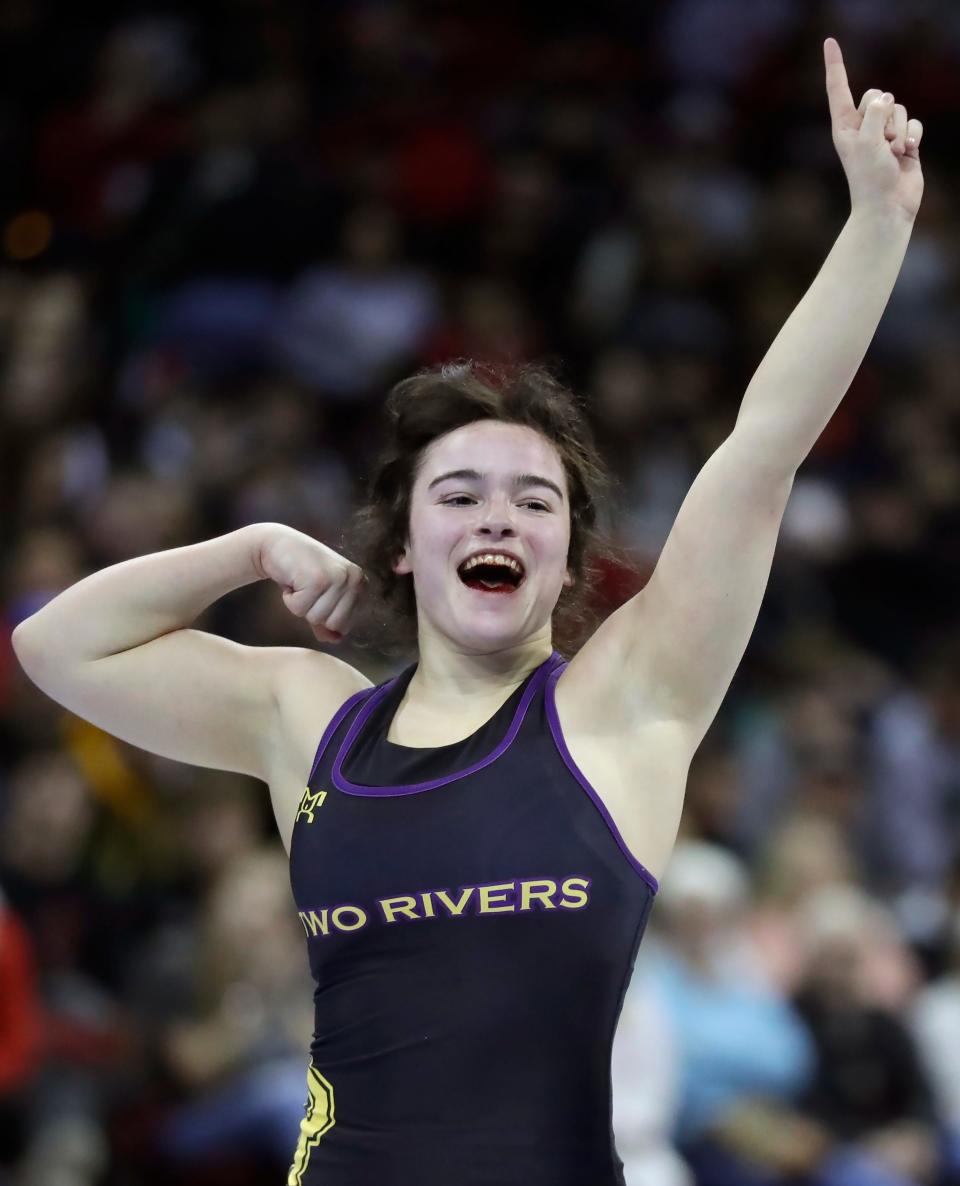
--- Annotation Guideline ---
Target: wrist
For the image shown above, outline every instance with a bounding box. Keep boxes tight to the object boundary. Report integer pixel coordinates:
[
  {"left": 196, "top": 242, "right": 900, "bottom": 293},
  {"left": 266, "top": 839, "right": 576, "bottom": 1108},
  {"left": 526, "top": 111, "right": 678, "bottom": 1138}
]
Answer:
[
  {"left": 848, "top": 201, "right": 916, "bottom": 234},
  {"left": 238, "top": 521, "right": 289, "bottom": 582}
]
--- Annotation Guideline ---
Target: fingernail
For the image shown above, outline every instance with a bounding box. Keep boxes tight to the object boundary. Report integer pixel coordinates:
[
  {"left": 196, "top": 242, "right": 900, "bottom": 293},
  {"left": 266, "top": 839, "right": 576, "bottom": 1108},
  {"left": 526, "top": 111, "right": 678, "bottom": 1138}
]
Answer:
[
  {"left": 881, "top": 92, "right": 893, "bottom": 103},
  {"left": 906, "top": 137, "right": 917, "bottom": 146}
]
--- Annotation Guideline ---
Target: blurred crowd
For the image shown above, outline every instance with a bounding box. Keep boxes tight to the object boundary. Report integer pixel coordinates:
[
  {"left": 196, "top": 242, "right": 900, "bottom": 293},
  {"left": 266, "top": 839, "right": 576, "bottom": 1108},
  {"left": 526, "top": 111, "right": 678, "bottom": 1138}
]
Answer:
[{"left": 1, "top": 1, "right": 959, "bottom": 1184}]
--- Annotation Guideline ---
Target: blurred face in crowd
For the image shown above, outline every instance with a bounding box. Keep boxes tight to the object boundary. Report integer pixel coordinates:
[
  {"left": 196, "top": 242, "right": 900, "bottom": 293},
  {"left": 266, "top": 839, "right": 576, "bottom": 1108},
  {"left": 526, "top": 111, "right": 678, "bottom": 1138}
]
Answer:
[
  {"left": 176, "top": 788, "right": 262, "bottom": 880},
  {"left": 204, "top": 849, "right": 303, "bottom": 990},
  {"left": 925, "top": 669, "right": 960, "bottom": 741},
  {"left": 394, "top": 421, "right": 573, "bottom": 655},
  {"left": 803, "top": 932, "right": 865, "bottom": 1006},
  {"left": 2, "top": 751, "right": 93, "bottom": 881},
  {"left": 343, "top": 203, "right": 400, "bottom": 270},
  {"left": 660, "top": 893, "right": 744, "bottom": 973}
]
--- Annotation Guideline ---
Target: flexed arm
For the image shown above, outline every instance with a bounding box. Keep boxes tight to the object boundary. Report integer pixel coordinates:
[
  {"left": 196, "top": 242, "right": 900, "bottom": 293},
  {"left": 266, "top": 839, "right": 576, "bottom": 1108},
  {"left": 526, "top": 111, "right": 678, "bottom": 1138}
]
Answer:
[{"left": 10, "top": 524, "right": 368, "bottom": 785}]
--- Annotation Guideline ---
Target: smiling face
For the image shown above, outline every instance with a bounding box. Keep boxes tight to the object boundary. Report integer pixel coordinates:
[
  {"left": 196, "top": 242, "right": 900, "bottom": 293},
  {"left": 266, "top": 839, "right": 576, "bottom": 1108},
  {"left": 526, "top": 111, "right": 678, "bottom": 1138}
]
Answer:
[{"left": 393, "top": 420, "right": 573, "bottom": 654}]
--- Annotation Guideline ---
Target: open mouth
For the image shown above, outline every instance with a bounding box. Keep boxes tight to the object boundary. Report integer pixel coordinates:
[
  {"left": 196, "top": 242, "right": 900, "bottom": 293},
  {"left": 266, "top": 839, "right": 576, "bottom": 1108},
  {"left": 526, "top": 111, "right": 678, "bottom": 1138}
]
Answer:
[{"left": 457, "top": 554, "right": 526, "bottom": 594}]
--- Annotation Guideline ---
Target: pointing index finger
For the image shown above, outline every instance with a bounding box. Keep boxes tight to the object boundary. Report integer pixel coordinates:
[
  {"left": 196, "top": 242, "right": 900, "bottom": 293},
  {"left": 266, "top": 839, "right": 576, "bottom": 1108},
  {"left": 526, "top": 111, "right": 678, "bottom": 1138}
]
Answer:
[{"left": 824, "top": 36, "right": 857, "bottom": 128}]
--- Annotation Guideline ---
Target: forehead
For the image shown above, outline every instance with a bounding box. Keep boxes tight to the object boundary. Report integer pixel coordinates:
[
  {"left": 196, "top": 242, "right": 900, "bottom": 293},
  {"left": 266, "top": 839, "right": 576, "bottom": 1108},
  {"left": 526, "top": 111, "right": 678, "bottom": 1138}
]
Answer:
[{"left": 417, "top": 421, "right": 566, "bottom": 485}]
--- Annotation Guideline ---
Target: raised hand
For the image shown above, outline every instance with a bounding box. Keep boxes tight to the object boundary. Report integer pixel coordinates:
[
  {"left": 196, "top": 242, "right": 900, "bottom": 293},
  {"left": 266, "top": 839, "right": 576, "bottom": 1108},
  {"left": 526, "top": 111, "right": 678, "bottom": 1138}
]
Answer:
[{"left": 824, "top": 36, "right": 923, "bottom": 219}]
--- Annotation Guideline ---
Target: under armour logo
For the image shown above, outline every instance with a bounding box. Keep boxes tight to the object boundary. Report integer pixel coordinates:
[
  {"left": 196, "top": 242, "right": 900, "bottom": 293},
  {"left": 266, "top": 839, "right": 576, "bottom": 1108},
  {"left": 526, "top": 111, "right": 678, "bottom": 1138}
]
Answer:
[{"left": 296, "top": 788, "right": 327, "bottom": 824}]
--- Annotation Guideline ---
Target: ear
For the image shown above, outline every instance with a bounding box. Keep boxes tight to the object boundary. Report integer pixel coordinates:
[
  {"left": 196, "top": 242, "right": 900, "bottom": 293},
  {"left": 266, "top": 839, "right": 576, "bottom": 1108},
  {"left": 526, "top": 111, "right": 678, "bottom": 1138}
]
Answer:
[
  {"left": 393, "top": 547, "right": 412, "bottom": 576},
  {"left": 563, "top": 567, "right": 574, "bottom": 588}
]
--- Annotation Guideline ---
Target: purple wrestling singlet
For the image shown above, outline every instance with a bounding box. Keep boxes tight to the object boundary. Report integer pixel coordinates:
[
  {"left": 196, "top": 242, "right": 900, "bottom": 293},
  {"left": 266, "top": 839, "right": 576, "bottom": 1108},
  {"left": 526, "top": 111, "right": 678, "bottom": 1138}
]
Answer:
[{"left": 287, "top": 650, "right": 657, "bottom": 1186}]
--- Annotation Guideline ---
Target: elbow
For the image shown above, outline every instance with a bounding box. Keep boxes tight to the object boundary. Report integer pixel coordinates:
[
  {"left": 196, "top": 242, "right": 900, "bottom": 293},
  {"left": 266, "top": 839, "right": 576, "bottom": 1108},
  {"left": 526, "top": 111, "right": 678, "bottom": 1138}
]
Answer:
[
  {"left": 10, "top": 620, "right": 53, "bottom": 675},
  {"left": 10, "top": 621, "right": 34, "bottom": 659}
]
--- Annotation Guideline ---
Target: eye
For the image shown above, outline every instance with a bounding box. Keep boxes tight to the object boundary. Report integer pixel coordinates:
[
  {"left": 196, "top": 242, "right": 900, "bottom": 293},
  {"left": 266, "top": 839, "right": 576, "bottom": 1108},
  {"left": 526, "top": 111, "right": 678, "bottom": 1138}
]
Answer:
[{"left": 440, "top": 495, "right": 550, "bottom": 511}]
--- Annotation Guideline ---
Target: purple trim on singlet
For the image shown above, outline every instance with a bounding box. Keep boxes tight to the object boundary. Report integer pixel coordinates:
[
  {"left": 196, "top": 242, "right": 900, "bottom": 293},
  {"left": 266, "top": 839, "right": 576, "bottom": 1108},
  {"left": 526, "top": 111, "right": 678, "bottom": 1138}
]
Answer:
[
  {"left": 331, "top": 655, "right": 562, "bottom": 797},
  {"left": 306, "top": 686, "right": 378, "bottom": 785},
  {"left": 544, "top": 665, "right": 659, "bottom": 895}
]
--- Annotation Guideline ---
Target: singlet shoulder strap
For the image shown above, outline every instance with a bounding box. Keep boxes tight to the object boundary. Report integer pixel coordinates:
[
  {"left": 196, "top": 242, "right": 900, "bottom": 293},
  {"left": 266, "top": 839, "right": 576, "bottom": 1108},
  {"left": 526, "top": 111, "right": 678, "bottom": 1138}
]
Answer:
[{"left": 306, "top": 684, "right": 379, "bottom": 785}]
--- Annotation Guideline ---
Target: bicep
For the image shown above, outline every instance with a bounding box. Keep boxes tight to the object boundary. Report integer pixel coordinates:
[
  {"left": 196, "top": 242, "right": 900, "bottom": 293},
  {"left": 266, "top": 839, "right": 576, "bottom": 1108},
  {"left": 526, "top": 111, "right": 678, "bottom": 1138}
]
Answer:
[{"left": 14, "top": 628, "right": 299, "bottom": 781}]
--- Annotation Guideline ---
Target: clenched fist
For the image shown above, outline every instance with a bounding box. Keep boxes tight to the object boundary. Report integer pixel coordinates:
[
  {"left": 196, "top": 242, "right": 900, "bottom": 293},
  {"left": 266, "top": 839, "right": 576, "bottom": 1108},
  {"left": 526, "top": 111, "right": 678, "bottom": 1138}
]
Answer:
[{"left": 255, "top": 524, "right": 365, "bottom": 643}]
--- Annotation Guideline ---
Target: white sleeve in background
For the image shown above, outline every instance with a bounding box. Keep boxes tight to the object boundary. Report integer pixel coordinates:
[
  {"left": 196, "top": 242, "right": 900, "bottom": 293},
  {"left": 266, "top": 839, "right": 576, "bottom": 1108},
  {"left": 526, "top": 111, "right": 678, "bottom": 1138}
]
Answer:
[
  {"left": 612, "top": 972, "right": 692, "bottom": 1186},
  {"left": 909, "top": 976, "right": 960, "bottom": 1131}
]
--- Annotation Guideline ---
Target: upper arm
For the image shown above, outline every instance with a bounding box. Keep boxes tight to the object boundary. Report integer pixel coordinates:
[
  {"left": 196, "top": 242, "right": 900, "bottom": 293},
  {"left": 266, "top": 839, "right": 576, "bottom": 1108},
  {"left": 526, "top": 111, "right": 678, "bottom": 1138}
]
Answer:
[
  {"left": 570, "top": 432, "right": 795, "bottom": 745},
  {"left": 634, "top": 435, "right": 794, "bottom": 738},
  {"left": 12, "top": 627, "right": 335, "bottom": 783}
]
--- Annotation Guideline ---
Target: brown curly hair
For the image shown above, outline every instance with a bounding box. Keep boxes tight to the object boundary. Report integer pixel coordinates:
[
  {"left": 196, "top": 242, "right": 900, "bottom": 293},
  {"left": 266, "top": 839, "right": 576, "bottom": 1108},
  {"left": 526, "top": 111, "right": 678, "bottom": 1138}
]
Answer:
[{"left": 341, "top": 359, "right": 621, "bottom": 657}]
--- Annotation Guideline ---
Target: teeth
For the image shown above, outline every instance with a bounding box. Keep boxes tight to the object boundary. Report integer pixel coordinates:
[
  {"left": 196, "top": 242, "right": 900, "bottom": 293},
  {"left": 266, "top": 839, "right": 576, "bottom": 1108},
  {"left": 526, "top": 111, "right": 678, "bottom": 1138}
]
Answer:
[{"left": 460, "top": 553, "right": 523, "bottom": 576}]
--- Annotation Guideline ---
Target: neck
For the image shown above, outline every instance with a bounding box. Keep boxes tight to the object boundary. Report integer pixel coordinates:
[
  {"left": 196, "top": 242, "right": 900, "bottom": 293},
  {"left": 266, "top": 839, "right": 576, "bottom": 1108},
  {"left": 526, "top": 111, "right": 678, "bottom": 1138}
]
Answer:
[{"left": 408, "top": 626, "right": 555, "bottom": 704}]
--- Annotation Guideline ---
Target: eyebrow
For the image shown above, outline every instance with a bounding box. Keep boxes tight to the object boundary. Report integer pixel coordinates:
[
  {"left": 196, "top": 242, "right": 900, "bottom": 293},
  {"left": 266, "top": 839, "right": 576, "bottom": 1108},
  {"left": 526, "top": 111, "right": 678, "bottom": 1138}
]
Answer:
[{"left": 427, "top": 468, "right": 565, "bottom": 502}]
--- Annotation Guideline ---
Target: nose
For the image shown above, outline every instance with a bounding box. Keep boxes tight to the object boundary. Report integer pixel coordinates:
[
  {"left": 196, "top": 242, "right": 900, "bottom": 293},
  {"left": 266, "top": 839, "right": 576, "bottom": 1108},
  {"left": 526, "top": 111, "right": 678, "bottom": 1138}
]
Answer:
[
  {"left": 477, "top": 520, "right": 517, "bottom": 538},
  {"left": 476, "top": 500, "right": 517, "bottom": 538}
]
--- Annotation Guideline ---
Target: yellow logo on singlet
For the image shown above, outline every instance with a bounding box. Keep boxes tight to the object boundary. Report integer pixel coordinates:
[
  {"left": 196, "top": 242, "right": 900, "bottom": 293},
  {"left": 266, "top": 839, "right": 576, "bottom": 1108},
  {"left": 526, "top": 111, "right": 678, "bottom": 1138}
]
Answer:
[{"left": 296, "top": 787, "right": 327, "bottom": 824}]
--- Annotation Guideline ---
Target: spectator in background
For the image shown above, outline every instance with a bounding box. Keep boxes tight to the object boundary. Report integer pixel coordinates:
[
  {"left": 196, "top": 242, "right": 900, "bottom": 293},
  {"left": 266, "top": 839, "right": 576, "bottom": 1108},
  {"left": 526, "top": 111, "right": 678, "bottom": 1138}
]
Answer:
[
  {"left": 1, "top": 273, "right": 92, "bottom": 434},
  {"left": 644, "top": 841, "right": 824, "bottom": 1186},
  {"left": 272, "top": 201, "right": 440, "bottom": 408},
  {"left": 792, "top": 886, "right": 941, "bottom": 1186},
  {"left": 613, "top": 964, "right": 692, "bottom": 1186},
  {"left": 868, "top": 633, "right": 960, "bottom": 908},
  {"left": 123, "top": 770, "right": 270, "bottom": 1031},
  {"left": 34, "top": 17, "right": 189, "bottom": 244},
  {"left": 154, "top": 847, "right": 313, "bottom": 1176},
  {"left": 420, "top": 275, "right": 539, "bottom": 372},
  {"left": 748, "top": 810, "right": 919, "bottom": 1008},
  {"left": 0, "top": 888, "right": 42, "bottom": 1172},
  {"left": 0, "top": 751, "right": 122, "bottom": 1186},
  {"left": 910, "top": 914, "right": 960, "bottom": 1184}
]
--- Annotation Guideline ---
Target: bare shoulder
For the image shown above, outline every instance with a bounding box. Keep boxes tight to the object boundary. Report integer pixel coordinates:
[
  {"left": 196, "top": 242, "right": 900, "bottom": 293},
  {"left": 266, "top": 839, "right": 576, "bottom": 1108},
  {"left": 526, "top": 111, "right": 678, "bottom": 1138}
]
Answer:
[
  {"left": 266, "top": 648, "right": 373, "bottom": 847},
  {"left": 270, "top": 648, "right": 373, "bottom": 780}
]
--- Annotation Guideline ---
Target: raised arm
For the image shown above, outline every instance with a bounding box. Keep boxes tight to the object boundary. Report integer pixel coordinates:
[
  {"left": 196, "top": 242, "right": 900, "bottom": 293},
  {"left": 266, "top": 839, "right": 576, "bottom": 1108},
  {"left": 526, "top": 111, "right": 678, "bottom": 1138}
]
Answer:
[{"left": 572, "top": 38, "right": 923, "bottom": 747}]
